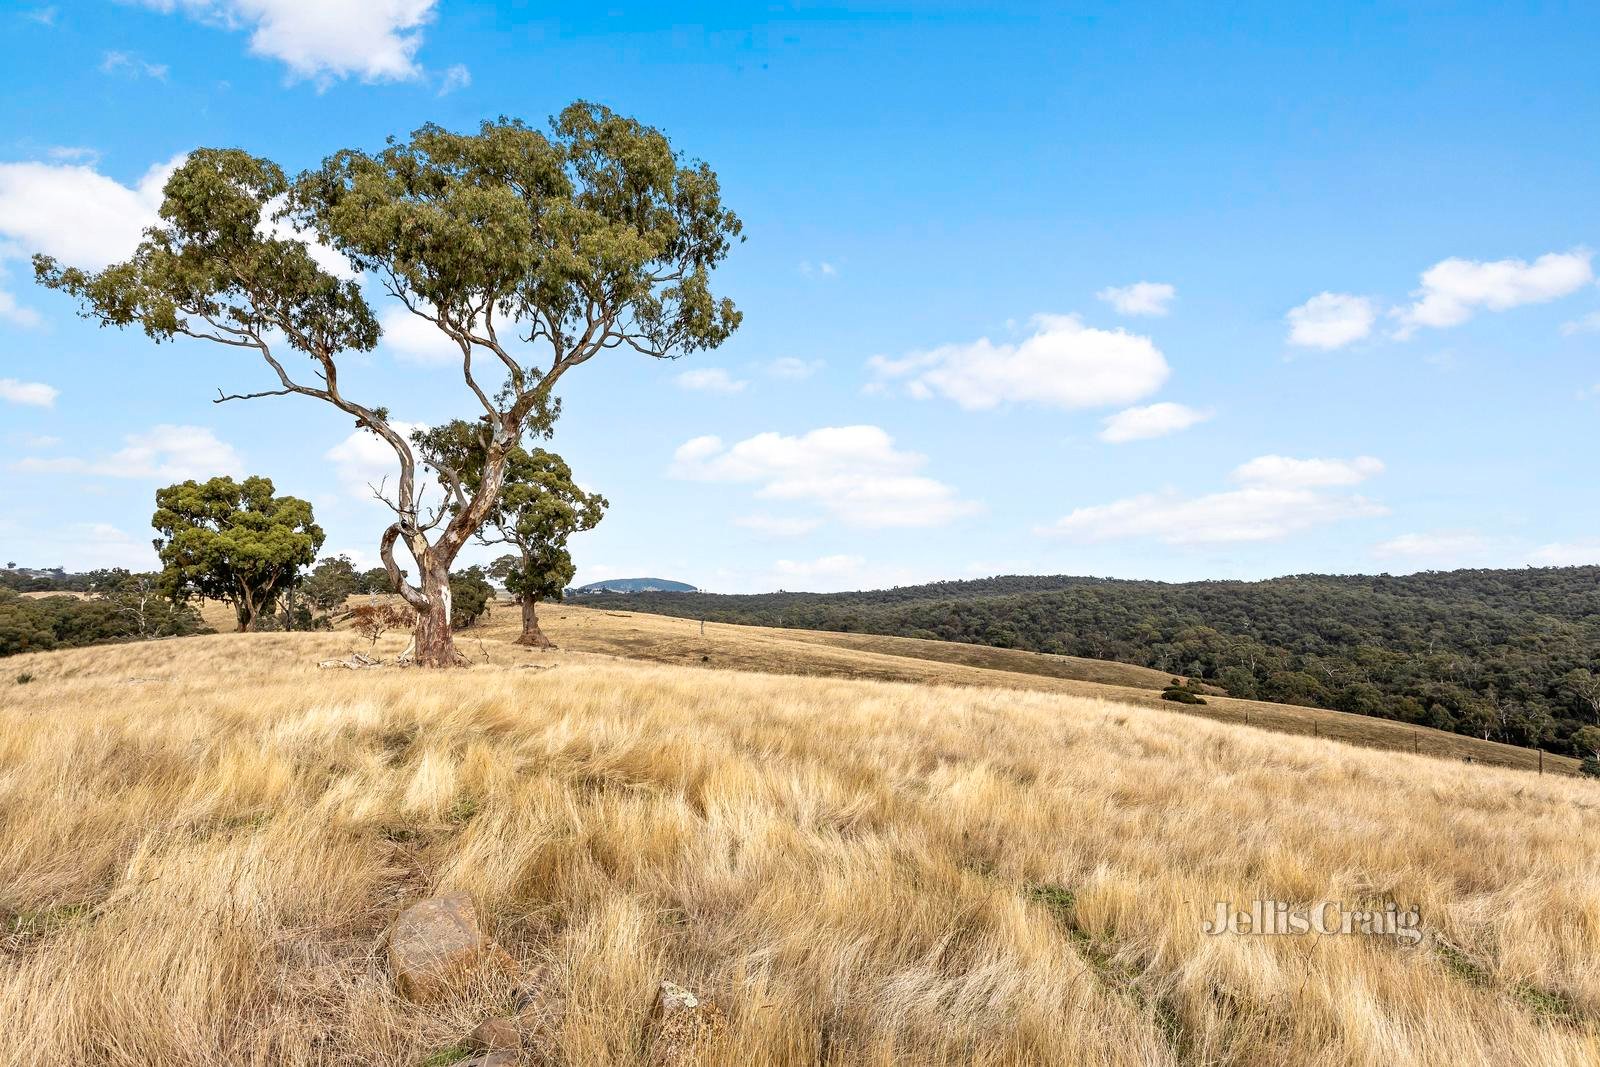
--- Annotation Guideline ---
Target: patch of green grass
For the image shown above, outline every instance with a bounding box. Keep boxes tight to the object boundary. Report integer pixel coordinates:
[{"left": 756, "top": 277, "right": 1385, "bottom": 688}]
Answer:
[
  {"left": 1435, "top": 939, "right": 1491, "bottom": 986},
  {"left": 1436, "top": 938, "right": 1589, "bottom": 1025},
  {"left": 416, "top": 1044, "right": 475, "bottom": 1067},
  {"left": 1512, "top": 982, "right": 1587, "bottom": 1024},
  {"left": 1024, "top": 883, "right": 1077, "bottom": 918},
  {"left": 380, "top": 824, "right": 423, "bottom": 844},
  {"left": 7, "top": 902, "right": 94, "bottom": 938},
  {"left": 446, "top": 794, "right": 480, "bottom": 825},
  {"left": 1020, "top": 884, "right": 1194, "bottom": 1057}
]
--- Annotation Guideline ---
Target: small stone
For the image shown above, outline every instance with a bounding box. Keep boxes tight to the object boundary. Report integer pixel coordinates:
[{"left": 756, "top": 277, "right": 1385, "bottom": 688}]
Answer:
[
  {"left": 468, "top": 1017, "right": 521, "bottom": 1052},
  {"left": 450, "top": 1053, "right": 518, "bottom": 1067},
  {"left": 388, "top": 891, "right": 484, "bottom": 1002},
  {"left": 657, "top": 980, "right": 701, "bottom": 1014},
  {"left": 509, "top": 965, "right": 567, "bottom": 1062},
  {"left": 645, "top": 980, "right": 728, "bottom": 1067}
]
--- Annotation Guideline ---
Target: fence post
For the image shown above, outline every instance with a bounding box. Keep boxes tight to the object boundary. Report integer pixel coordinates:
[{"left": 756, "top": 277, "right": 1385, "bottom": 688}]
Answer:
[{"left": 1539, "top": 749, "right": 1544, "bottom": 775}]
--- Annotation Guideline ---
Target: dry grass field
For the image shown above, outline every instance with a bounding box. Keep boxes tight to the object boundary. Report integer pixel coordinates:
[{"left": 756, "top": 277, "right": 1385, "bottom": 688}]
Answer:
[
  {"left": 462, "top": 604, "right": 1576, "bottom": 776},
  {"left": 2, "top": 623, "right": 1599, "bottom": 1066}
]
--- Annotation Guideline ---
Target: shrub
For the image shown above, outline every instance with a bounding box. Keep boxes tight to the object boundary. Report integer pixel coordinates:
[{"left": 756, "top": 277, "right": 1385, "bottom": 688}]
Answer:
[
  {"left": 1162, "top": 679, "right": 1207, "bottom": 705},
  {"left": 349, "top": 603, "right": 415, "bottom": 648}
]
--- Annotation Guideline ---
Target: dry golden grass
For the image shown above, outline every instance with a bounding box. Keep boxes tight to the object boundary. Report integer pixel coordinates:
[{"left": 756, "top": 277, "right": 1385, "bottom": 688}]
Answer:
[
  {"left": 2, "top": 629, "right": 1599, "bottom": 1066},
  {"left": 484, "top": 604, "right": 1580, "bottom": 776}
]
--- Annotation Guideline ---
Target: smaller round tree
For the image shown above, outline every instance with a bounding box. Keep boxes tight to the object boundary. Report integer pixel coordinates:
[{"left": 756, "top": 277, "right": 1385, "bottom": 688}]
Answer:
[
  {"left": 417, "top": 421, "right": 604, "bottom": 648},
  {"left": 488, "top": 449, "right": 605, "bottom": 647},
  {"left": 152, "top": 476, "right": 323, "bottom": 632}
]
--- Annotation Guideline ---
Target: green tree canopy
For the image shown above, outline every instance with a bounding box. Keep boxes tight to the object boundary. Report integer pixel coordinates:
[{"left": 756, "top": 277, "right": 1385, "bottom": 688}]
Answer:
[
  {"left": 302, "top": 554, "right": 362, "bottom": 614},
  {"left": 449, "top": 566, "right": 493, "bottom": 629},
  {"left": 36, "top": 101, "right": 741, "bottom": 666},
  {"left": 152, "top": 476, "right": 323, "bottom": 632},
  {"left": 417, "top": 419, "right": 605, "bottom": 647}
]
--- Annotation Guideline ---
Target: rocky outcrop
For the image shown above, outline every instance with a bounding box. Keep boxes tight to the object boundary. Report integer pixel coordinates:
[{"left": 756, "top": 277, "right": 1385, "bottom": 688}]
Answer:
[
  {"left": 388, "top": 891, "right": 485, "bottom": 1002},
  {"left": 644, "top": 980, "right": 728, "bottom": 1066},
  {"left": 467, "top": 1017, "right": 521, "bottom": 1052}
]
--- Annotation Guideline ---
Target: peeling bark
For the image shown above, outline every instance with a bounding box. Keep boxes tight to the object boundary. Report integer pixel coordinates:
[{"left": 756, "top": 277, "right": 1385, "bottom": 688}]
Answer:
[{"left": 411, "top": 557, "right": 461, "bottom": 668}]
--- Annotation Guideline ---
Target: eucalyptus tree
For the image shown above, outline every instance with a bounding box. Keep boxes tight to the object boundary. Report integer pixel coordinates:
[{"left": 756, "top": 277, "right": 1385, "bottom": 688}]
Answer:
[
  {"left": 35, "top": 103, "right": 742, "bottom": 666},
  {"left": 418, "top": 420, "right": 606, "bottom": 647},
  {"left": 151, "top": 475, "right": 323, "bottom": 632},
  {"left": 485, "top": 450, "right": 606, "bottom": 648}
]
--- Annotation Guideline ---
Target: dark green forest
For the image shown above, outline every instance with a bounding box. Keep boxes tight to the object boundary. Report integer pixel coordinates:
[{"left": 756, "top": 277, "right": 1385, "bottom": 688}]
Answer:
[{"left": 583, "top": 568, "right": 1600, "bottom": 757}]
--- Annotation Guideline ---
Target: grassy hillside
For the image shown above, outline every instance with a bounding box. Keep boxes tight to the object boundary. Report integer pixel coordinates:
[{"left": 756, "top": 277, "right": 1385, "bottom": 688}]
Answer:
[
  {"left": 2, "top": 630, "right": 1597, "bottom": 1065},
  {"left": 462, "top": 604, "right": 1573, "bottom": 776},
  {"left": 592, "top": 567, "right": 1600, "bottom": 756}
]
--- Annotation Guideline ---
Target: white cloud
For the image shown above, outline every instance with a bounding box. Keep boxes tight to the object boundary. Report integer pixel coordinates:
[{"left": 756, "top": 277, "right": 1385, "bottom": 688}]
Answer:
[
  {"left": 132, "top": 0, "right": 439, "bottom": 84},
  {"left": 767, "top": 357, "right": 823, "bottom": 380},
  {"left": 22, "top": 6, "right": 57, "bottom": 25},
  {"left": 100, "top": 51, "right": 169, "bottom": 80},
  {"left": 1286, "top": 292, "right": 1376, "bottom": 349},
  {"left": 1561, "top": 312, "right": 1600, "bottom": 337},
  {"left": 675, "top": 367, "right": 749, "bottom": 394},
  {"left": 14, "top": 433, "right": 62, "bottom": 448},
  {"left": 258, "top": 194, "right": 357, "bottom": 279},
  {"left": 1040, "top": 454, "right": 1386, "bottom": 545},
  {"left": 1096, "top": 281, "right": 1175, "bottom": 317},
  {"left": 1230, "top": 454, "right": 1384, "bottom": 488},
  {"left": 1372, "top": 531, "right": 1490, "bottom": 563},
  {"left": 325, "top": 421, "right": 426, "bottom": 497},
  {"left": 773, "top": 555, "right": 865, "bottom": 580},
  {"left": 377, "top": 304, "right": 458, "bottom": 365},
  {"left": 0, "top": 154, "right": 178, "bottom": 269},
  {"left": 375, "top": 301, "right": 541, "bottom": 365},
  {"left": 106, "top": 425, "right": 242, "bottom": 480},
  {"left": 868, "top": 314, "right": 1169, "bottom": 411},
  {"left": 1099, "top": 402, "right": 1211, "bottom": 443},
  {"left": 799, "top": 260, "right": 838, "bottom": 278},
  {"left": 733, "top": 515, "right": 823, "bottom": 537},
  {"left": 0, "top": 154, "right": 354, "bottom": 322},
  {"left": 10, "top": 424, "right": 241, "bottom": 480},
  {"left": 0, "top": 378, "right": 58, "bottom": 407},
  {"left": 1393, "top": 250, "right": 1593, "bottom": 336},
  {"left": 1528, "top": 540, "right": 1600, "bottom": 567},
  {"left": 437, "top": 63, "right": 470, "bottom": 95},
  {"left": 670, "top": 425, "right": 979, "bottom": 529},
  {"left": 52, "top": 522, "right": 152, "bottom": 570},
  {"left": 45, "top": 146, "right": 100, "bottom": 164},
  {"left": 0, "top": 286, "right": 42, "bottom": 328}
]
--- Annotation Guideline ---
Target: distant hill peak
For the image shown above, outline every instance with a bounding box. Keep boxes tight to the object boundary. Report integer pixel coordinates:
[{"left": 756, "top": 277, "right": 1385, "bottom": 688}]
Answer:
[{"left": 572, "top": 577, "right": 698, "bottom": 594}]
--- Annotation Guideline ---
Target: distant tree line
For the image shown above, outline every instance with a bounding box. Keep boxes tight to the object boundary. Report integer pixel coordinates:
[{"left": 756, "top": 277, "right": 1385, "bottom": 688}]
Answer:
[
  {"left": 0, "top": 570, "right": 209, "bottom": 655},
  {"left": 599, "top": 569, "right": 1600, "bottom": 758},
  {"left": 0, "top": 554, "right": 499, "bottom": 658}
]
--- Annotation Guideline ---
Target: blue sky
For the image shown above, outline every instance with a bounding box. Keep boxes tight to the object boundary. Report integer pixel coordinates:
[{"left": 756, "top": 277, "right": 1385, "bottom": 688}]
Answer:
[{"left": 2, "top": 1, "right": 1598, "bottom": 592}]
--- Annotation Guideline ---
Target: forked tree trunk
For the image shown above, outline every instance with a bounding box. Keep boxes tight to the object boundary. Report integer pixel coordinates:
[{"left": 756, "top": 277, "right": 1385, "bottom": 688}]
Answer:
[
  {"left": 516, "top": 595, "right": 553, "bottom": 648},
  {"left": 410, "top": 558, "right": 460, "bottom": 667}
]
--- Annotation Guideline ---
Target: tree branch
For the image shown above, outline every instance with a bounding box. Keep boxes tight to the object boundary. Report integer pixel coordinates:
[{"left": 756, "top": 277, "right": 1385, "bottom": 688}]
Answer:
[{"left": 214, "top": 386, "right": 296, "bottom": 404}]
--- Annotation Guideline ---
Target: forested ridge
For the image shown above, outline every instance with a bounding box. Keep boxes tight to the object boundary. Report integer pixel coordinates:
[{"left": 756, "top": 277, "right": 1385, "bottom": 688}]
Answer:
[{"left": 587, "top": 568, "right": 1600, "bottom": 756}]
